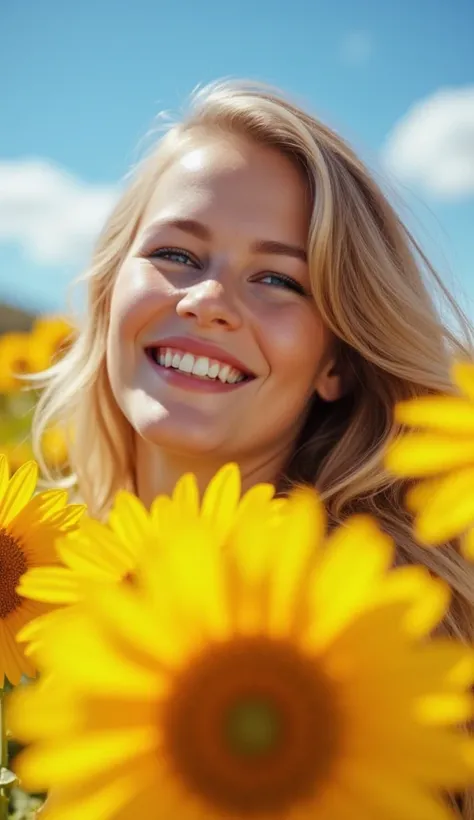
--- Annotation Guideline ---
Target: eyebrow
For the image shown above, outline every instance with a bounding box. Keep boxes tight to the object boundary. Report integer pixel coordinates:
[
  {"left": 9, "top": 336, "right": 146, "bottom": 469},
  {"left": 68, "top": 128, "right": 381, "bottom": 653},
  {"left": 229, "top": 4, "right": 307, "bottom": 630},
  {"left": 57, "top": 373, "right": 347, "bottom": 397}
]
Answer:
[{"left": 141, "top": 218, "right": 308, "bottom": 264}]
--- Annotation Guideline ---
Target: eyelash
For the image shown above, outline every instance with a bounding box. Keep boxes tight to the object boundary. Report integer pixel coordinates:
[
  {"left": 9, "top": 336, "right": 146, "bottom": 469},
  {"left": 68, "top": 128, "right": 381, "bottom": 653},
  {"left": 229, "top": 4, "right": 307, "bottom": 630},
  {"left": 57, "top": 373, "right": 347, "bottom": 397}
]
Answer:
[{"left": 149, "top": 247, "right": 307, "bottom": 296}]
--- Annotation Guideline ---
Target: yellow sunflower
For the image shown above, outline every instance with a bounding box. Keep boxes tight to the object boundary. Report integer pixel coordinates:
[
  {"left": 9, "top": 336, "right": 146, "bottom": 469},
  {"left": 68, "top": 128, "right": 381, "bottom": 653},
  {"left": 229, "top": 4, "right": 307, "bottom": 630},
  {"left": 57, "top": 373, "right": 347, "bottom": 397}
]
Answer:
[
  {"left": 0, "top": 332, "right": 44, "bottom": 393},
  {"left": 0, "top": 441, "right": 33, "bottom": 474},
  {"left": 0, "top": 455, "right": 84, "bottom": 685},
  {"left": 41, "top": 425, "right": 70, "bottom": 470},
  {"left": 9, "top": 467, "right": 474, "bottom": 820},
  {"left": 385, "top": 360, "right": 474, "bottom": 559},
  {"left": 31, "top": 316, "right": 76, "bottom": 367},
  {"left": 16, "top": 464, "right": 276, "bottom": 653}
]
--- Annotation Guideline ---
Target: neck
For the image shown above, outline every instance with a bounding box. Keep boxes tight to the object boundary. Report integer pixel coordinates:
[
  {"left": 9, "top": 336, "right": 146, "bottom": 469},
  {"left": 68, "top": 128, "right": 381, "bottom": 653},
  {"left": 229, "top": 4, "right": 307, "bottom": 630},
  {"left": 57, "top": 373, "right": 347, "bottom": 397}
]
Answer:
[{"left": 135, "top": 440, "right": 291, "bottom": 508}]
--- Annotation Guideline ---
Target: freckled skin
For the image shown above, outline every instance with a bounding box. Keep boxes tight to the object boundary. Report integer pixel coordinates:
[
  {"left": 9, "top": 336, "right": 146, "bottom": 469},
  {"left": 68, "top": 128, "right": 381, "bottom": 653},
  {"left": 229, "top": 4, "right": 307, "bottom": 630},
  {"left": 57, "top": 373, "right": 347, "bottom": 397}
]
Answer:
[{"left": 107, "top": 135, "right": 341, "bottom": 489}]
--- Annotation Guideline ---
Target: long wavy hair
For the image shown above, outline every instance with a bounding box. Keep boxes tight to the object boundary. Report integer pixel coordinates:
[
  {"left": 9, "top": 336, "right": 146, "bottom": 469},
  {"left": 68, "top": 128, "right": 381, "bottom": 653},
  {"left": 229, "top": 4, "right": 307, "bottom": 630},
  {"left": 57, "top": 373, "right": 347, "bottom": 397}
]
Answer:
[{"left": 31, "top": 80, "right": 473, "bottom": 815}]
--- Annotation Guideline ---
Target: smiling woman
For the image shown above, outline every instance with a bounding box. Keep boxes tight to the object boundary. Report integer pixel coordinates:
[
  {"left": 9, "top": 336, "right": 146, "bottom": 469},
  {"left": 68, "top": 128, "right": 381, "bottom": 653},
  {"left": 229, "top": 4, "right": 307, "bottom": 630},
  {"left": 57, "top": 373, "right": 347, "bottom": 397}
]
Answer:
[{"left": 28, "top": 79, "right": 473, "bottom": 817}]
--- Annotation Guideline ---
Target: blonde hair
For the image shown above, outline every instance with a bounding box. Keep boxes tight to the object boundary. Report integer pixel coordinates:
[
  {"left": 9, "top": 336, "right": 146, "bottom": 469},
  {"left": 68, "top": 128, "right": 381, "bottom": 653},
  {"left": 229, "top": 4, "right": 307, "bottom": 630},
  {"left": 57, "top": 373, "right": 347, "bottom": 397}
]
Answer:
[{"left": 32, "top": 80, "right": 473, "bottom": 815}]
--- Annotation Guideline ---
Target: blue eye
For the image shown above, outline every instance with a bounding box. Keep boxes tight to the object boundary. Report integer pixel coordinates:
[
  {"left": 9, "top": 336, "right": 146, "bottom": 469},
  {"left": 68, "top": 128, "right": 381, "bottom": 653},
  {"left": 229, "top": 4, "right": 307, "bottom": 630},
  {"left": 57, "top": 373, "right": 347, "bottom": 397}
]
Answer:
[
  {"left": 150, "top": 248, "right": 198, "bottom": 266},
  {"left": 259, "top": 273, "right": 307, "bottom": 295}
]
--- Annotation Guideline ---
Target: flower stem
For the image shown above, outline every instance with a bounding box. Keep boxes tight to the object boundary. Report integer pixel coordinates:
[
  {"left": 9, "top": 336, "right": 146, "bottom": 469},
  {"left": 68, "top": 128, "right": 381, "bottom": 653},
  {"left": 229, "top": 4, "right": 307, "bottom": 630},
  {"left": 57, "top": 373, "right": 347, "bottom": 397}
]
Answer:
[
  {"left": 0, "top": 687, "right": 8, "bottom": 820},
  {"left": 0, "top": 686, "right": 18, "bottom": 820}
]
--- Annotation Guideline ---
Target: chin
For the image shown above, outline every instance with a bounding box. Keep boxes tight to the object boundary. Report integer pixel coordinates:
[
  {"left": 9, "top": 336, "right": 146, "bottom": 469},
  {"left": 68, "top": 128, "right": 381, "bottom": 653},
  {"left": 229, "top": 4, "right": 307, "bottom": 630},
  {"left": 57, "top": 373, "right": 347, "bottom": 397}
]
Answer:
[{"left": 133, "top": 414, "right": 229, "bottom": 458}]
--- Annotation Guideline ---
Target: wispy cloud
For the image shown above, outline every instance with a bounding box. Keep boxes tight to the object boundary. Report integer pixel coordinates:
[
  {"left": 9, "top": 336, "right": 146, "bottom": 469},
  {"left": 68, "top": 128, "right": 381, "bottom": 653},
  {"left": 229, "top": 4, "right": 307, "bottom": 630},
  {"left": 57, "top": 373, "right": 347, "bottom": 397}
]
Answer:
[
  {"left": 0, "top": 159, "right": 117, "bottom": 266},
  {"left": 339, "top": 30, "right": 373, "bottom": 65},
  {"left": 382, "top": 86, "right": 474, "bottom": 200}
]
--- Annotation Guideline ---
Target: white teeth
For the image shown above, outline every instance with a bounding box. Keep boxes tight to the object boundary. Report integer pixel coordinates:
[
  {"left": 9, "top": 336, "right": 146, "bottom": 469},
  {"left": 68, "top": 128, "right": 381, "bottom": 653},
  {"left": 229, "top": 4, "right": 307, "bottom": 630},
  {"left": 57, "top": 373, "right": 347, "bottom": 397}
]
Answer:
[
  {"left": 179, "top": 353, "right": 194, "bottom": 373},
  {"left": 192, "top": 357, "right": 209, "bottom": 377},
  {"left": 218, "top": 364, "right": 231, "bottom": 383},
  {"left": 151, "top": 347, "right": 247, "bottom": 384},
  {"left": 208, "top": 362, "right": 220, "bottom": 378}
]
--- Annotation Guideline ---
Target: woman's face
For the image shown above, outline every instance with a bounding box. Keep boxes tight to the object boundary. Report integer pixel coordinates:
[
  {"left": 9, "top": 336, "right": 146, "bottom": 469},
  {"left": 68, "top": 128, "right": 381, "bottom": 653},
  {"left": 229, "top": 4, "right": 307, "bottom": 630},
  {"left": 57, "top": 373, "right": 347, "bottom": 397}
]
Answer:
[{"left": 107, "top": 134, "right": 341, "bottom": 465}]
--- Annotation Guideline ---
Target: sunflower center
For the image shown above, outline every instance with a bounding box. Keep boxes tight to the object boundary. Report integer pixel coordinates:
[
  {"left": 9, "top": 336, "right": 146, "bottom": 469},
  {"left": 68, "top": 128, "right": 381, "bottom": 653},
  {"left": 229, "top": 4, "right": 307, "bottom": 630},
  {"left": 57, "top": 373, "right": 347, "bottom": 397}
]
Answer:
[
  {"left": 225, "top": 698, "right": 281, "bottom": 758},
  {"left": 12, "top": 358, "right": 29, "bottom": 374},
  {"left": 0, "top": 529, "right": 28, "bottom": 619},
  {"left": 122, "top": 571, "right": 137, "bottom": 587},
  {"left": 162, "top": 636, "right": 342, "bottom": 815}
]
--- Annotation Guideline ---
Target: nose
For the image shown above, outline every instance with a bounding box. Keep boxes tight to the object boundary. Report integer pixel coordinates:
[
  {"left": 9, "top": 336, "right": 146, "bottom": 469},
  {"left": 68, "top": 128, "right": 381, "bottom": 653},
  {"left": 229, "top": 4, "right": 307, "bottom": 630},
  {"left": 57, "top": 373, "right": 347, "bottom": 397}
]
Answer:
[{"left": 175, "top": 277, "right": 242, "bottom": 330}]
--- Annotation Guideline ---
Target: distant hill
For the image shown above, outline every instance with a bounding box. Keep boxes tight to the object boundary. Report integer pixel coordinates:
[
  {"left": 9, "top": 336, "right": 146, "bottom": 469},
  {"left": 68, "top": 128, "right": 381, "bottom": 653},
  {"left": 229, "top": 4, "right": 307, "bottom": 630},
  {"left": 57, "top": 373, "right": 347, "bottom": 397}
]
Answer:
[{"left": 0, "top": 302, "right": 35, "bottom": 334}]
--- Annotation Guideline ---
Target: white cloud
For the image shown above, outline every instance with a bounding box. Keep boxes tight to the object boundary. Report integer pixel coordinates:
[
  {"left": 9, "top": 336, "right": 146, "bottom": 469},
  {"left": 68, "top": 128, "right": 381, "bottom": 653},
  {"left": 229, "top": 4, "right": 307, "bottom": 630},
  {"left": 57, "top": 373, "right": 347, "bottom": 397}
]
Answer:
[
  {"left": 0, "top": 159, "right": 118, "bottom": 265},
  {"left": 382, "top": 86, "right": 474, "bottom": 200},
  {"left": 339, "top": 31, "right": 373, "bottom": 65}
]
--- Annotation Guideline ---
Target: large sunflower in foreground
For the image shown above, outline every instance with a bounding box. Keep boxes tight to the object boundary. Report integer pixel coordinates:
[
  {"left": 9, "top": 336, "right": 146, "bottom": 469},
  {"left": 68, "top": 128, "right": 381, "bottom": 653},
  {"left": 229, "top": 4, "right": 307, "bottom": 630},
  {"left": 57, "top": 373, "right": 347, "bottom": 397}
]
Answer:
[
  {"left": 386, "top": 360, "right": 474, "bottom": 559},
  {"left": 0, "top": 455, "right": 83, "bottom": 685},
  {"left": 17, "top": 464, "right": 277, "bottom": 652},
  {"left": 9, "top": 467, "right": 474, "bottom": 820}
]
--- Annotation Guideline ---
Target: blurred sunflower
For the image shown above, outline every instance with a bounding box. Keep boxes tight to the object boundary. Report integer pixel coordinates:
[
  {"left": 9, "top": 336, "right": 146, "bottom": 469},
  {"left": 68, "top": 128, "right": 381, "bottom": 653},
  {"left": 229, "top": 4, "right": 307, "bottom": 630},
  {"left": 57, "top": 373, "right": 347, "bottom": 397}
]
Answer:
[
  {"left": 386, "top": 360, "right": 474, "bottom": 559},
  {"left": 17, "top": 464, "right": 275, "bottom": 653},
  {"left": 41, "top": 425, "right": 70, "bottom": 471},
  {"left": 0, "top": 441, "right": 33, "bottom": 474},
  {"left": 0, "top": 333, "right": 44, "bottom": 393},
  {"left": 0, "top": 455, "right": 84, "bottom": 685},
  {"left": 9, "top": 466, "right": 474, "bottom": 820},
  {"left": 31, "top": 316, "right": 76, "bottom": 368}
]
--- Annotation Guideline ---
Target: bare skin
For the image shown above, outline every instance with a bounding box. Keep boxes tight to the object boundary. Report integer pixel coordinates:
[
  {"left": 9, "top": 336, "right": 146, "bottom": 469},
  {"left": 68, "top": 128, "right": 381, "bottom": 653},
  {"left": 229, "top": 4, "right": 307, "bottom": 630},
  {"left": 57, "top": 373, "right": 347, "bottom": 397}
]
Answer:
[{"left": 107, "top": 134, "right": 341, "bottom": 504}]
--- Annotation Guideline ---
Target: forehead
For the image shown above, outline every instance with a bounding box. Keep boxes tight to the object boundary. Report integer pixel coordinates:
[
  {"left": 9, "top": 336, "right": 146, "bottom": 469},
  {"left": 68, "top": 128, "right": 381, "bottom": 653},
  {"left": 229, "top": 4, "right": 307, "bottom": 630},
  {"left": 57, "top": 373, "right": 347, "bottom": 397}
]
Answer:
[{"left": 140, "top": 136, "right": 311, "bottom": 240}]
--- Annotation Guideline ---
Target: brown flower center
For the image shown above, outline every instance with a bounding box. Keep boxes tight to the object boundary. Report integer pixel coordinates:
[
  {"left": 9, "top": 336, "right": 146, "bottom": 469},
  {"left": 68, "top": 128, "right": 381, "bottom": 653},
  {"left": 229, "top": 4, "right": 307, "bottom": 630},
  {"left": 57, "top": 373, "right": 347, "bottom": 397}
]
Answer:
[
  {"left": 12, "top": 358, "right": 30, "bottom": 375},
  {"left": 0, "top": 528, "right": 28, "bottom": 619},
  {"left": 162, "top": 636, "right": 342, "bottom": 815}
]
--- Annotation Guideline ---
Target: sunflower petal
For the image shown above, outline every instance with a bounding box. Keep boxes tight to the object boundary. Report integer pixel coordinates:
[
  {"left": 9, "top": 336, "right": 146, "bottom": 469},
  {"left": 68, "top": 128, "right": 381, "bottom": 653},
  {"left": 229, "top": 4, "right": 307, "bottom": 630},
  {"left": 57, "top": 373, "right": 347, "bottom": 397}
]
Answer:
[
  {"left": 377, "top": 566, "right": 450, "bottom": 637},
  {"left": 16, "top": 609, "right": 64, "bottom": 646},
  {"left": 0, "top": 454, "right": 10, "bottom": 497},
  {"left": 304, "top": 516, "right": 393, "bottom": 648},
  {"left": 15, "top": 727, "right": 158, "bottom": 789},
  {"left": 149, "top": 520, "right": 230, "bottom": 641},
  {"left": 342, "top": 763, "right": 460, "bottom": 820},
  {"left": 413, "top": 467, "right": 474, "bottom": 543},
  {"left": 0, "top": 460, "right": 38, "bottom": 526},
  {"left": 395, "top": 396, "right": 474, "bottom": 434},
  {"left": 405, "top": 477, "right": 443, "bottom": 513},
  {"left": 46, "top": 504, "right": 85, "bottom": 531},
  {"left": 28, "top": 769, "right": 154, "bottom": 820},
  {"left": 385, "top": 433, "right": 474, "bottom": 476},
  {"left": 268, "top": 489, "right": 325, "bottom": 635},
  {"left": 8, "top": 678, "right": 79, "bottom": 739},
  {"left": 17, "top": 567, "right": 83, "bottom": 604},
  {"left": 452, "top": 360, "right": 474, "bottom": 402},
  {"left": 70, "top": 517, "right": 137, "bottom": 571},
  {"left": 108, "top": 492, "right": 150, "bottom": 548},
  {"left": 56, "top": 536, "right": 130, "bottom": 580},
  {"left": 33, "top": 611, "right": 163, "bottom": 697},
  {"left": 172, "top": 473, "right": 200, "bottom": 517},
  {"left": 0, "top": 622, "right": 33, "bottom": 685},
  {"left": 201, "top": 463, "right": 241, "bottom": 543},
  {"left": 416, "top": 693, "right": 474, "bottom": 725},
  {"left": 85, "top": 584, "right": 187, "bottom": 669},
  {"left": 461, "top": 526, "right": 474, "bottom": 560}
]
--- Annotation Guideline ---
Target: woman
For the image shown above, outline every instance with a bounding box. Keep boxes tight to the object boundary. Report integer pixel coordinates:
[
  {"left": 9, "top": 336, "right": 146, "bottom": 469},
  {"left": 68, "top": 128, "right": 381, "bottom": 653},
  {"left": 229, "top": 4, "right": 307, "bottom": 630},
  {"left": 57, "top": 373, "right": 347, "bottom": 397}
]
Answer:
[{"left": 32, "top": 80, "right": 473, "bottom": 816}]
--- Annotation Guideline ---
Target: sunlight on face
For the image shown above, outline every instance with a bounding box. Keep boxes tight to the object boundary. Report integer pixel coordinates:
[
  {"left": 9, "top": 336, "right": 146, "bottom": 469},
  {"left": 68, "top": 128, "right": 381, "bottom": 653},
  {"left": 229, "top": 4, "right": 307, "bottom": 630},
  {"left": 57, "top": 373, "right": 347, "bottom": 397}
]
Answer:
[{"left": 107, "top": 133, "right": 340, "bottom": 464}]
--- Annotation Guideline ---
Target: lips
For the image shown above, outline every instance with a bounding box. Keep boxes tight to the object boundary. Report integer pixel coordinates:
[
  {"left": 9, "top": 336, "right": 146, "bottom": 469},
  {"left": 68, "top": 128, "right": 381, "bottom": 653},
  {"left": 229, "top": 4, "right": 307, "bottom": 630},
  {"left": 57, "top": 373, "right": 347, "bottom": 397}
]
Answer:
[{"left": 144, "top": 336, "right": 255, "bottom": 385}]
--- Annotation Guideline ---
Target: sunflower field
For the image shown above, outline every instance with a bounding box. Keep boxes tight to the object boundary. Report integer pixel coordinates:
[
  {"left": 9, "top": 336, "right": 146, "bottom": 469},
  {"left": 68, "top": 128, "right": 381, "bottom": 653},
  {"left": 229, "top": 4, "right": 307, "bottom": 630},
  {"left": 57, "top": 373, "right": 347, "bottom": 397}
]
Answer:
[
  {"left": 0, "top": 316, "right": 75, "bottom": 475},
  {"left": 0, "top": 315, "right": 75, "bottom": 818}
]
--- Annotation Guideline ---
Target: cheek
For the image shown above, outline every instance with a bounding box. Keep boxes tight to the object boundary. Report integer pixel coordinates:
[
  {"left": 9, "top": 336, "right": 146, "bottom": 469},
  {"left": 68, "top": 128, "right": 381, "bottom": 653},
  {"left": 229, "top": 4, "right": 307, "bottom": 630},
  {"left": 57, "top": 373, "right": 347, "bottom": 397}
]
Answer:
[
  {"left": 109, "top": 261, "right": 171, "bottom": 344},
  {"left": 256, "top": 307, "right": 328, "bottom": 383}
]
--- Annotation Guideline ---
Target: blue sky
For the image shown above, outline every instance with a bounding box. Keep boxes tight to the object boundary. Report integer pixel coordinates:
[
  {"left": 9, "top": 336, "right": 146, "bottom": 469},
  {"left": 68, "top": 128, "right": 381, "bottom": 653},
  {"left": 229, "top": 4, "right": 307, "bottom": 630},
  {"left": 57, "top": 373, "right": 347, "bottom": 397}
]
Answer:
[{"left": 1, "top": 0, "right": 473, "bottom": 317}]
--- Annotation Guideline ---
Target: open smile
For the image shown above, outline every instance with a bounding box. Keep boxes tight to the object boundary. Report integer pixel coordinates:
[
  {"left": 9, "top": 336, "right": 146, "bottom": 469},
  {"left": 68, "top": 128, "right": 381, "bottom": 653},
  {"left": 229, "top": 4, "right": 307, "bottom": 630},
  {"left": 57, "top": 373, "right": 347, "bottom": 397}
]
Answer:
[{"left": 144, "top": 339, "right": 256, "bottom": 393}]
